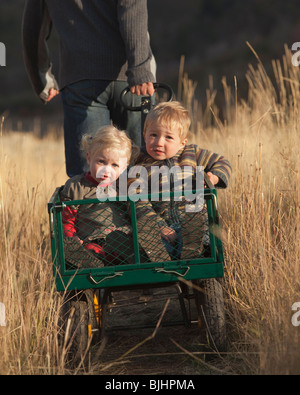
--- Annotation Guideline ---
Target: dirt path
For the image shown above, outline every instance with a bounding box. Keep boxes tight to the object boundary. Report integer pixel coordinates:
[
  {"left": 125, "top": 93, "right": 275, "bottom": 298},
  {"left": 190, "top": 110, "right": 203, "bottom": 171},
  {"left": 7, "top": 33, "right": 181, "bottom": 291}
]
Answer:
[{"left": 89, "top": 285, "right": 229, "bottom": 375}]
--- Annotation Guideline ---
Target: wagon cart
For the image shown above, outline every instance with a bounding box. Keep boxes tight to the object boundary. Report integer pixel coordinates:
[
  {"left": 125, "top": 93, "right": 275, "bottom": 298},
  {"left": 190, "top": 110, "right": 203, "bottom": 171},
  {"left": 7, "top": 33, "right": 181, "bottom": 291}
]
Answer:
[{"left": 48, "top": 84, "right": 227, "bottom": 367}]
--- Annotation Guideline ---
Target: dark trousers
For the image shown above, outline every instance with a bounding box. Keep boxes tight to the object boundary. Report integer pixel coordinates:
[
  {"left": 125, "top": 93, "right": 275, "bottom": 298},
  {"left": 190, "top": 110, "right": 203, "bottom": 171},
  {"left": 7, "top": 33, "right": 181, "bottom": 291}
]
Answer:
[{"left": 61, "top": 79, "right": 143, "bottom": 177}]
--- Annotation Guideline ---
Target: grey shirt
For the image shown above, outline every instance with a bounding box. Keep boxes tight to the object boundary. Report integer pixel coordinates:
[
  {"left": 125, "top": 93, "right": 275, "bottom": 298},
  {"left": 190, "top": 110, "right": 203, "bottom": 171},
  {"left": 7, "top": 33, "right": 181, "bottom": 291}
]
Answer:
[{"left": 22, "top": 0, "right": 156, "bottom": 102}]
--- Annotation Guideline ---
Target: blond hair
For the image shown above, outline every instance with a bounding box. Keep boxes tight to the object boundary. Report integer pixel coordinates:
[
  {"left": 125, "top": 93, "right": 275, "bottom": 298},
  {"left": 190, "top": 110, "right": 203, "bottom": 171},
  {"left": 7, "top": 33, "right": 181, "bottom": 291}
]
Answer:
[
  {"left": 81, "top": 125, "right": 139, "bottom": 166},
  {"left": 143, "top": 101, "right": 191, "bottom": 140}
]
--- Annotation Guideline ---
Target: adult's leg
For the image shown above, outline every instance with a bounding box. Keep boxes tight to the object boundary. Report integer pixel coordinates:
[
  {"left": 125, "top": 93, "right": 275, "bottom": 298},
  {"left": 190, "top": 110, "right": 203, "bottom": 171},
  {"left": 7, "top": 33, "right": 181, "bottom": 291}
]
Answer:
[
  {"left": 61, "top": 79, "right": 151, "bottom": 177},
  {"left": 61, "top": 80, "right": 111, "bottom": 177}
]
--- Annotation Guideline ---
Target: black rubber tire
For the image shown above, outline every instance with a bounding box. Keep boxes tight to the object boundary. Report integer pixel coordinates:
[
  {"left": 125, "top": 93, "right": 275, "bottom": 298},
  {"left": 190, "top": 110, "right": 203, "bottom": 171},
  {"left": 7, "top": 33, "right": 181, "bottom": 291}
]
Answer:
[
  {"left": 67, "top": 299, "right": 90, "bottom": 365},
  {"left": 59, "top": 290, "right": 100, "bottom": 369},
  {"left": 194, "top": 278, "right": 227, "bottom": 352}
]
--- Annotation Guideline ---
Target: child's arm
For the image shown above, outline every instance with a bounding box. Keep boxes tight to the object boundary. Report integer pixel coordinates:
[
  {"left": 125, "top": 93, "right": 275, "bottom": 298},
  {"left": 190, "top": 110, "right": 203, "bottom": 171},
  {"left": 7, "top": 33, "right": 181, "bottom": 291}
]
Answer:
[
  {"left": 60, "top": 179, "right": 84, "bottom": 244},
  {"left": 196, "top": 147, "right": 231, "bottom": 188},
  {"left": 62, "top": 206, "right": 83, "bottom": 244},
  {"left": 128, "top": 167, "right": 172, "bottom": 237}
]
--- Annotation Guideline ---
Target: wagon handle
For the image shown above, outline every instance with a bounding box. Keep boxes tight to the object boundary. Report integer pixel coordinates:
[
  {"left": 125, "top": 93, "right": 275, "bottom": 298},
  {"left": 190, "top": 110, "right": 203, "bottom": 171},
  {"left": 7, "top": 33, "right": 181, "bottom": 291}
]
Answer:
[{"left": 120, "top": 82, "right": 174, "bottom": 111}]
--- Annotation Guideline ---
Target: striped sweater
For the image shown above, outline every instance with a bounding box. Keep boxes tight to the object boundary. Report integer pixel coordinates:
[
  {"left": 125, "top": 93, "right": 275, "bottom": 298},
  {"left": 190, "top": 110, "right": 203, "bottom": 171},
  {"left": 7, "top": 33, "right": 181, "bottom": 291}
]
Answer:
[{"left": 128, "top": 144, "right": 231, "bottom": 228}]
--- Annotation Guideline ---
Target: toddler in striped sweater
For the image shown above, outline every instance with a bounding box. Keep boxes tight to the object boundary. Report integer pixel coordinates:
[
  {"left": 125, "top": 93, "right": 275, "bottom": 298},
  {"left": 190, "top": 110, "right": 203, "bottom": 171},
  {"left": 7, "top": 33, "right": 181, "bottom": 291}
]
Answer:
[{"left": 129, "top": 101, "right": 231, "bottom": 260}]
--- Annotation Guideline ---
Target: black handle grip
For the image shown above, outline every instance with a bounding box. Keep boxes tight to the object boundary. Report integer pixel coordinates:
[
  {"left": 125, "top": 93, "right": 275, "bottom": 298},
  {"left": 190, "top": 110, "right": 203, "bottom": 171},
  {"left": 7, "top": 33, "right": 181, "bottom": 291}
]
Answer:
[{"left": 120, "top": 82, "right": 174, "bottom": 111}]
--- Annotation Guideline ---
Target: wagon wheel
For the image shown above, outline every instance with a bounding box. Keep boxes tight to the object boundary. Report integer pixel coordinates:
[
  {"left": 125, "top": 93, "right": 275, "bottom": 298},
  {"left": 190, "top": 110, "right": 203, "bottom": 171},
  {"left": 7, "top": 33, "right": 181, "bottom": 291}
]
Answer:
[
  {"left": 59, "top": 290, "right": 102, "bottom": 369},
  {"left": 193, "top": 278, "right": 227, "bottom": 352},
  {"left": 94, "top": 288, "right": 110, "bottom": 342}
]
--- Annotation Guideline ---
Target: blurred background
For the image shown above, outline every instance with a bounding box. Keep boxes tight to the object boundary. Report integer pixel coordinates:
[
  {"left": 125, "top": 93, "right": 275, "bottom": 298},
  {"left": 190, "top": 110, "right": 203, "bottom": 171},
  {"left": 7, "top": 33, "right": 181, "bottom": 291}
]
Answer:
[{"left": 0, "top": 0, "right": 299, "bottom": 132}]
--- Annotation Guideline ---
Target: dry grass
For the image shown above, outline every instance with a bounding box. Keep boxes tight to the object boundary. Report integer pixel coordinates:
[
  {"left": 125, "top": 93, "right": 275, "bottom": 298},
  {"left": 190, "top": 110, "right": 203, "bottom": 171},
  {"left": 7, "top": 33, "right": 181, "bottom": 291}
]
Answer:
[
  {"left": 183, "top": 44, "right": 300, "bottom": 374},
  {"left": 0, "top": 126, "right": 67, "bottom": 374},
  {"left": 0, "top": 45, "right": 299, "bottom": 374}
]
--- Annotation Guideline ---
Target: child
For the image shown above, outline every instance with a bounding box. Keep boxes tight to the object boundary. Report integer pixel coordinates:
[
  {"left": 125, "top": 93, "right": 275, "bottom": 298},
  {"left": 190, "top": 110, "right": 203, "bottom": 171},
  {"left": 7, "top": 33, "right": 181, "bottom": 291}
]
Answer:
[
  {"left": 61, "top": 125, "right": 138, "bottom": 268},
  {"left": 129, "top": 101, "right": 231, "bottom": 260}
]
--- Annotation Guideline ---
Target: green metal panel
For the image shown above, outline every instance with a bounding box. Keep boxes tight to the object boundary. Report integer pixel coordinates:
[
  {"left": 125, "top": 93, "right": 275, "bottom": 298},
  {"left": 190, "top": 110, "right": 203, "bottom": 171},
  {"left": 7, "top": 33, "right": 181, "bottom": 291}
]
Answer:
[{"left": 54, "top": 262, "right": 224, "bottom": 292}]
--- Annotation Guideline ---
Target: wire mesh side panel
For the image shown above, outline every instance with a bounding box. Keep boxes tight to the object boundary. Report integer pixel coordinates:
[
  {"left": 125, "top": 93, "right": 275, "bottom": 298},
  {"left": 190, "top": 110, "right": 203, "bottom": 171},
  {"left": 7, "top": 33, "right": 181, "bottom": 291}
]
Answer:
[
  {"left": 61, "top": 200, "right": 135, "bottom": 269},
  {"left": 59, "top": 196, "right": 211, "bottom": 271},
  {"left": 135, "top": 199, "right": 209, "bottom": 262}
]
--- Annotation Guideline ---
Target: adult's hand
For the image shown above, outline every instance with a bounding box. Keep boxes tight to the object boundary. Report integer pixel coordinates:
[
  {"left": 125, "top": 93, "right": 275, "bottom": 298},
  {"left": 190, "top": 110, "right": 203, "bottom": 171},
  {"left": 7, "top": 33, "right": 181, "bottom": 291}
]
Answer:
[
  {"left": 130, "top": 82, "right": 155, "bottom": 96},
  {"left": 46, "top": 88, "right": 60, "bottom": 102}
]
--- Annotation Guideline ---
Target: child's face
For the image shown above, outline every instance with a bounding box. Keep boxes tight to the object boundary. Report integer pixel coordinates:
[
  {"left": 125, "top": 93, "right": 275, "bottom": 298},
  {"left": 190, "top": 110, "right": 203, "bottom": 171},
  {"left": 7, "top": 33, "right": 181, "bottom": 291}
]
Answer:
[
  {"left": 86, "top": 148, "right": 128, "bottom": 185},
  {"left": 144, "top": 121, "right": 187, "bottom": 160}
]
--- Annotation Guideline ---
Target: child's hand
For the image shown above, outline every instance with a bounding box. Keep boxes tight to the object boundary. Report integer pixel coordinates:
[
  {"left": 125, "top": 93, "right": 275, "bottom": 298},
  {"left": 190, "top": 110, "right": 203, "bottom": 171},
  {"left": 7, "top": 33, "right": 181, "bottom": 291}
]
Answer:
[
  {"left": 160, "top": 226, "right": 177, "bottom": 243},
  {"left": 206, "top": 172, "right": 219, "bottom": 186},
  {"left": 73, "top": 235, "right": 83, "bottom": 245}
]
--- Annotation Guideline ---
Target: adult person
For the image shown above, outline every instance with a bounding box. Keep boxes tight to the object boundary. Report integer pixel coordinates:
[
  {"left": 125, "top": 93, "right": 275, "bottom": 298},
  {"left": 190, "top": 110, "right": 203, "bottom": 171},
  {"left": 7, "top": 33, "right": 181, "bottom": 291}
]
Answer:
[{"left": 22, "top": 0, "right": 156, "bottom": 177}]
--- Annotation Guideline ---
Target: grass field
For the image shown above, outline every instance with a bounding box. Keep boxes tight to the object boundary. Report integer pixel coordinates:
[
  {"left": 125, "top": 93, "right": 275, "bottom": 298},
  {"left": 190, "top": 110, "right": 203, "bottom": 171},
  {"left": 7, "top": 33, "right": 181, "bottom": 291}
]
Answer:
[{"left": 0, "top": 46, "right": 299, "bottom": 374}]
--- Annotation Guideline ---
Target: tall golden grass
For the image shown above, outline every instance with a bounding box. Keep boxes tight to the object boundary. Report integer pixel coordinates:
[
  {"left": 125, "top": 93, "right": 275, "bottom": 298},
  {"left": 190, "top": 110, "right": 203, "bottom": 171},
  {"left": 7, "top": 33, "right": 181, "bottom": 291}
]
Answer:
[
  {"left": 182, "top": 44, "right": 300, "bottom": 374},
  {"left": 0, "top": 45, "right": 299, "bottom": 374},
  {"left": 0, "top": 123, "right": 67, "bottom": 373}
]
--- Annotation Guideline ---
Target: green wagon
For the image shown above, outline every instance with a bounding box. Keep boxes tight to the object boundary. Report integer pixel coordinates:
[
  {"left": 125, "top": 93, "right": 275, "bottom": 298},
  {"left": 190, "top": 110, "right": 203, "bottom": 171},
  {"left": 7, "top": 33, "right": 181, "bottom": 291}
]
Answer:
[{"left": 48, "top": 182, "right": 227, "bottom": 366}]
